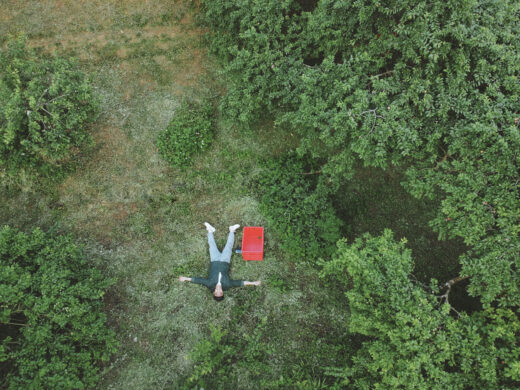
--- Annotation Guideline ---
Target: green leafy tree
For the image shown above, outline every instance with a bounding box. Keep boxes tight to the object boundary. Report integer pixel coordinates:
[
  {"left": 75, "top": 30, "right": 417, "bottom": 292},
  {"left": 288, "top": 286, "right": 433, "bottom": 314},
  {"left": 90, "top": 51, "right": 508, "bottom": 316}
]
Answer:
[
  {"left": 255, "top": 153, "right": 342, "bottom": 260},
  {"left": 0, "top": 35, "right": 99, "bottom": 180},
  {"left": 201, "top": 0, "right": 306, "bottom": 124},
  {"left": 202, "top": 0, "right": 520, "bottom": 304},
  {"left": 156, "top": 99, "right": 214, "bottom": 168},
  {"left": 0, "top": 226, "right": 117, "bottom": 389},
  {"left": 321, "top": 231, "right": 520, "bottom": 389}
]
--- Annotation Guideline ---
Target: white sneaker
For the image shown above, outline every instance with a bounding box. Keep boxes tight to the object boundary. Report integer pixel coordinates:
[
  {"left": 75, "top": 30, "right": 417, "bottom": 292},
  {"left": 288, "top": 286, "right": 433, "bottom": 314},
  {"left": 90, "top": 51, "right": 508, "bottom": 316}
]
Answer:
[
  {"left": 204, "top": 222, "right": 216, "bottom": 233},
  {"left": 229, "top": 224, "right": 240, "bottom": 233}
]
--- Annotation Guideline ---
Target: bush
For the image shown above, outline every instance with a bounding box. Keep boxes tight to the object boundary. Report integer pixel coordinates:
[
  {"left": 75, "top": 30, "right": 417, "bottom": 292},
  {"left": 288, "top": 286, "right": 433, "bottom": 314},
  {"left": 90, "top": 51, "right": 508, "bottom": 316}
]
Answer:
[
  {"left": 256, "top": 153, "right": 342, "bottom": 260},
  {"left": 0, "top": 226, "right": 117, "bottom": 389},
  {"left": 185, "top": 316, "right": 340, "bottom": 389},
  {"left": 157, "top": 99, "right": 214, "bottom": 168},
  {"left": 0, "top": 35, "right": 99, "bottom": 180},
  {"left": 321, "top": 231, "right": 520, "bottom": 388}
]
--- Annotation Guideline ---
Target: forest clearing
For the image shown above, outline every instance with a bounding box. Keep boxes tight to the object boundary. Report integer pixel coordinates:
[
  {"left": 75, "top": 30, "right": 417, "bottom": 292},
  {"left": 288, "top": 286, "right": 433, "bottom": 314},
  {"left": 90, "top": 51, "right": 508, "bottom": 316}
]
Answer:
[{"left": 1, "top": 1, "right": 519, "bottom": 389}]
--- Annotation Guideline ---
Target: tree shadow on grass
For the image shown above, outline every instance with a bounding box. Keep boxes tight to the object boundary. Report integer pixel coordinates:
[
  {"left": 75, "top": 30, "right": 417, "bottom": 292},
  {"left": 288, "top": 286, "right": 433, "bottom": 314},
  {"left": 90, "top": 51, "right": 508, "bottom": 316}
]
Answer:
[{"left": 332, "top": 165, "right": 481, "bottom": 314}]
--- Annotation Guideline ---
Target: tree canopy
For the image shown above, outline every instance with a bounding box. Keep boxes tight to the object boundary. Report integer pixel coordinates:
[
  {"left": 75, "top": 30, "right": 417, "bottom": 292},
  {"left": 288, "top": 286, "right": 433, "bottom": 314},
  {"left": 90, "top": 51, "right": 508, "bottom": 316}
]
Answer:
[
  {"left": 322, "top": 231, "right": 520, "bottom": 388},
  {"left": 0, "top": 226, "right": 117, "bottom": 389},
  {"left": 201, "top": 0, "right": 520, "bottom": 387}
]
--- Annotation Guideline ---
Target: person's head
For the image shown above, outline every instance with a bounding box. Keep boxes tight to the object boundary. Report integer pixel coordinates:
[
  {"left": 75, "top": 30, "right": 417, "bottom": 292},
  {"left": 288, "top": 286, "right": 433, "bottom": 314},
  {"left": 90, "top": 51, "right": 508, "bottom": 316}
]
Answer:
[{"left": 213, "top": 283, "right": 224, "bottom": 302}]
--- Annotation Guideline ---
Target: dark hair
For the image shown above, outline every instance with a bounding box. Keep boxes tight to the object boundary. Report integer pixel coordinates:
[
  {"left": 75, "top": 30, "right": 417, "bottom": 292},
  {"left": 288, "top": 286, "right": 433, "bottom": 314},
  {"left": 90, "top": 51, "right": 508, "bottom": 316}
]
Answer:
[{"left": 213, "top": 295, "right": 224, "bottom": 302}]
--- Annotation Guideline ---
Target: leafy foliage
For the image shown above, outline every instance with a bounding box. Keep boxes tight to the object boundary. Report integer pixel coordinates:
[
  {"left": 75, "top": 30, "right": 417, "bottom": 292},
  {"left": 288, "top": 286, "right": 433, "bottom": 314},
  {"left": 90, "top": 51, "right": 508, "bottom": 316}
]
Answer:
[
  {"left": 0, "top": 35, "right": 99, "bottom": 180},
  {"left": 156, "top": 98, "right": 215, "bottom": 168},
  {"left": 202, "top": 0, "right": 520, "bottom": 386},
  {"left": 0, "top": 226, "right": 117, "bottom": 389},
  {"left": 255, "top": 153, "right": 342, "bottom": 260},
  {"left": 202, "top": 0, "right": 520, "bottom": 306},
  {"left": 321, "top": 231, "right": 520, "bottom": 389},
  {"left": 185, "top": 315, "right": 339, "bottom": 390},
  {"left": 185, "top": 318, "right": 271, "bottom": 389},
  {"left": 331, "top": 166, "right": 469, "bottom": 287},
  {"left": 207, "top": 0, "right": 309, "bottom": 125}
]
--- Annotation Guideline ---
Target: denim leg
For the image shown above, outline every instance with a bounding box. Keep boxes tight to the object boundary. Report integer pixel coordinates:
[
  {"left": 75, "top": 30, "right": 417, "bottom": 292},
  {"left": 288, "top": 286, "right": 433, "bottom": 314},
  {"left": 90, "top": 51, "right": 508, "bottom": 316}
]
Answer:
[
  {"left": 220, "top": 231, "right": 235, "bottom": 263},
  {"left": 208, "top": 232, "right": 221, "bottom": 262}
]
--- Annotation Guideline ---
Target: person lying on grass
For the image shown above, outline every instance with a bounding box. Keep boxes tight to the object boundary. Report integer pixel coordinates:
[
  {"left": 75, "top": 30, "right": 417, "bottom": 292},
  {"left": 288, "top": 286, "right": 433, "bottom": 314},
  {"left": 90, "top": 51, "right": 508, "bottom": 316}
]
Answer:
[{"left": 178, "top": 223, "right": 261, "bottom": 301}]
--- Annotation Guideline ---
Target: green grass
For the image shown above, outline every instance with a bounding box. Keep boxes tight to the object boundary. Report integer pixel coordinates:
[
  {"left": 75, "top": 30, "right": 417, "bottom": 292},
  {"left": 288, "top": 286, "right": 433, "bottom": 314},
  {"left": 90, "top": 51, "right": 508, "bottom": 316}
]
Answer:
[
  {"left": 0, "top": 2, "right": 350, "bottom": 388},
  {"left": 0, "top": 0, "right": 191, "bottom": 43}
]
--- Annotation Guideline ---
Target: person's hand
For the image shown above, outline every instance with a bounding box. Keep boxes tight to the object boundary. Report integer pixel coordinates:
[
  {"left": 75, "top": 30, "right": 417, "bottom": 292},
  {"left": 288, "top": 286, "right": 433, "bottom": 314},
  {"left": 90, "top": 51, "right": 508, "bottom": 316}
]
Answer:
[
  {"left": 252, "top": 280, "right": 261, "bottom": 286},
  {"left": 178, "top": 276, "right": 190, "bottom": 282}
]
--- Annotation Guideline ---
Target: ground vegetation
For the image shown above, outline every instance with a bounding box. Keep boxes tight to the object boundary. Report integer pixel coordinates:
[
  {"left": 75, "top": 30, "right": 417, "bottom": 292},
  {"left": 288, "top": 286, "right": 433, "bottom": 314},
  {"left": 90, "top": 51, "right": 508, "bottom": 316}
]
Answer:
[
  {"left": 0, "top": 226, "right": 117, "bottom": 389},
  {"left": 0, "top": 36, "right": 99, "bottom": 183},
  {"left": 0, "top": 0, "right": 518, "bottom": 388}
]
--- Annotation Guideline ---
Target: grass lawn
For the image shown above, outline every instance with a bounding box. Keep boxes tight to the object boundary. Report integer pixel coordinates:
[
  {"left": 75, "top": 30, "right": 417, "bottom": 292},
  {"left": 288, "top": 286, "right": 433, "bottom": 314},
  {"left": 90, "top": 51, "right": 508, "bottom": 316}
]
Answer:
[{"left": 0, "top": 1, "right": 350, "bottom": 388}]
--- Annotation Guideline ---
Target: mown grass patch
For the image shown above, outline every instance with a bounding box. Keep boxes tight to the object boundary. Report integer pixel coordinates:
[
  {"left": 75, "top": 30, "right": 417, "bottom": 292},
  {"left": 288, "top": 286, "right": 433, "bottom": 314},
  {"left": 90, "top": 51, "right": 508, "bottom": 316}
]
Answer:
[{"left": 0, "top": 0, "right": 191, "bottom": 43}]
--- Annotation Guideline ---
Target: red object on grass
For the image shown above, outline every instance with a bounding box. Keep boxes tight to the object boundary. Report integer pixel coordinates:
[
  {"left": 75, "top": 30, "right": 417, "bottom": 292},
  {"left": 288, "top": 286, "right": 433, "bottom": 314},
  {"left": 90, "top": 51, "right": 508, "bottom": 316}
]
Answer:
[{"left": 242, "top": 226, "right": 264, "bottom": 261}]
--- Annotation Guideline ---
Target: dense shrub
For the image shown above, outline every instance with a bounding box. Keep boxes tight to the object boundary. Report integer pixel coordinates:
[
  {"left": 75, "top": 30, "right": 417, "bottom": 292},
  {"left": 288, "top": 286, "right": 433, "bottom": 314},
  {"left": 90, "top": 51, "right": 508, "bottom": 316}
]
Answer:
[
  {"left": 0, "top": 35, "right": 99, "bottom": 180},
  {"left": 185, "top": 317, "right": 334, "bottom": 389},
  {"left": 157, "top": 99, "right": 214, "bottom": 168},
  {"left": 321, "top": 231, "right": 520, "bottom": 388},
  {"left": 201, "top": 0, "right": 305, "bottom": 125},
  {"left": 185, "top": 320, "right": 270, "bottom": 389},
  {"left": 255, "top": 153, "right": 342, "bottom": 260},
  {"left": 0, "top": 226, "right": 117, "bottom": 389}
]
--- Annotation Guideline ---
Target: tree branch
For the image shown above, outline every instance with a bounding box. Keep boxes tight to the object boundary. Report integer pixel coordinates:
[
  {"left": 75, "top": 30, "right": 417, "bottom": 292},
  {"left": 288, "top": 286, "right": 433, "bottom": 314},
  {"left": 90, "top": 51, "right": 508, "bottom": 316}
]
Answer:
[
  {"left": 35, "top": 87, "right": 50, "bottom": 109},
  {"left": 371, "top": 70, "right": 394, "bottom": 78},
  {"left": 437, "top": 275, "right": 470, "bottom": 317},
  {"left": 448, "top": 305, "right": 462, "bottom": 318},
  {"left": 46, "top": 93, "right": 70, "bottom": 105},
  {"left": 358, "top": 109, "right": 384, "bottom": 136},
  {"left": 1, "top": 321, "right": 28, "bottom": 327},
  {"left": 435, "top": 153, "right": 450, "bottom": 169},
  {"left": 444, "top": 275, "right": 471, "bottom": 289}
]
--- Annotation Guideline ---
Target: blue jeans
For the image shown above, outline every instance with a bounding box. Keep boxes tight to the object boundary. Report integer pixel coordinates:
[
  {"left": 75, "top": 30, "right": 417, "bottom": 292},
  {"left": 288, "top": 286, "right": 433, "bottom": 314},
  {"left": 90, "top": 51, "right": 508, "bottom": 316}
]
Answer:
[{"left": 208, "top": 231, "right": 235, "bottom": 263}]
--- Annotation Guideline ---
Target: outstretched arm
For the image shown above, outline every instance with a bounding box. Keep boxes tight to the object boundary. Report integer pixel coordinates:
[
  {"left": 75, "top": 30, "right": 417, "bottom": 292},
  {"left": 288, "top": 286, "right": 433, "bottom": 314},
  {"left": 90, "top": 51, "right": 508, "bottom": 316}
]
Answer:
[
  {"left": 243, "top": 280, "right": 261, "bottom": 286},
  {"left": 229, "top": 279, "right": 261, "bottom": 288},
  {"left": 179, "top": 276, "right": 211, "bottom": 287}
]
